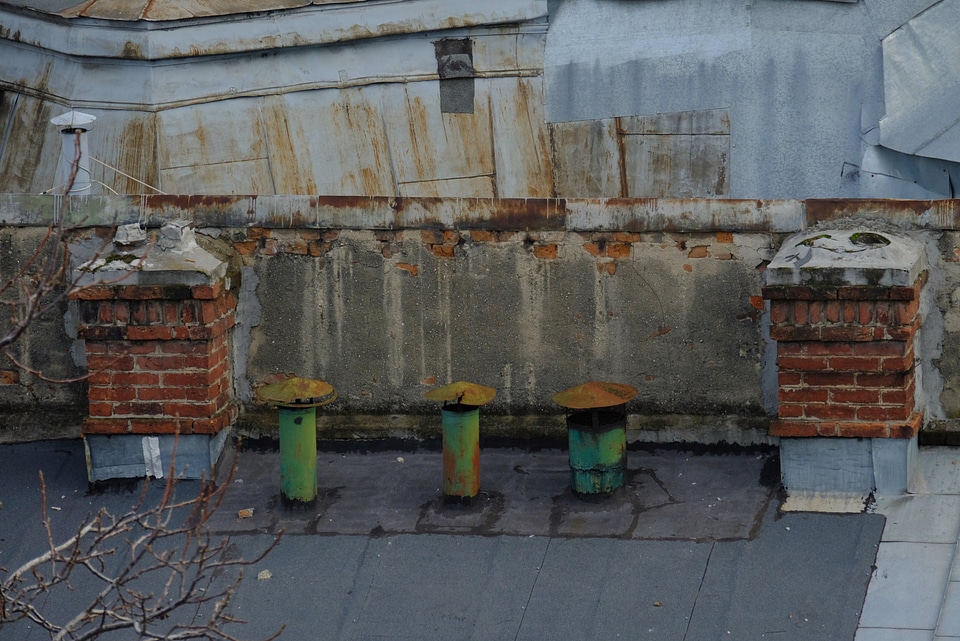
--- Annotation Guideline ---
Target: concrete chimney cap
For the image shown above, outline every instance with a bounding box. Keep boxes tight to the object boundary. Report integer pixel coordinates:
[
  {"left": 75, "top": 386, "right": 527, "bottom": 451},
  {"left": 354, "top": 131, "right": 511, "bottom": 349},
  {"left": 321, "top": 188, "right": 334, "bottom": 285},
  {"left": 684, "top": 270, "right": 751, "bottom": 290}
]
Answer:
[
  {"left": 158, "top": 220, "right": 198, "bottom": 253},
  {"left": 765, "top": 229, "right": 927, "bottom": 288},
  {"left": 50, "top": 111, "right": 97, "bottom": 131}
]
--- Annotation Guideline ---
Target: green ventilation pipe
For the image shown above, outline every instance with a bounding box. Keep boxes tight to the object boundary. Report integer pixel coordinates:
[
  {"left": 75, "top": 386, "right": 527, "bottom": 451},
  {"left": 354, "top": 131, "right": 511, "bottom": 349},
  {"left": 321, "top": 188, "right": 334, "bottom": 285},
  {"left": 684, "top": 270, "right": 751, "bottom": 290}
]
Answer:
[
  {"left": 553, "top": 381, "right": 637, "bottom": 496},
  {"left": 425, "top": 381, "right": 497, "bottom": 503},
  {"left": 256, "top": 375, "right": 337, "bottom": 505}
]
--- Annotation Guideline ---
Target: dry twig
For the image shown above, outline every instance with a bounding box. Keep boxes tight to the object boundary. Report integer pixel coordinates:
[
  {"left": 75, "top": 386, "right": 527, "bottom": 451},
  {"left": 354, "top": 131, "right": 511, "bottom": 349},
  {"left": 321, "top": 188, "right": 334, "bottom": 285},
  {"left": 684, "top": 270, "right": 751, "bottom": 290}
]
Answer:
[
  {"left": 0, "top": 129, "right": 147, "bottom": 383},
  {"left": 0, "top": 461, "right": 283, "bottom": 641}
]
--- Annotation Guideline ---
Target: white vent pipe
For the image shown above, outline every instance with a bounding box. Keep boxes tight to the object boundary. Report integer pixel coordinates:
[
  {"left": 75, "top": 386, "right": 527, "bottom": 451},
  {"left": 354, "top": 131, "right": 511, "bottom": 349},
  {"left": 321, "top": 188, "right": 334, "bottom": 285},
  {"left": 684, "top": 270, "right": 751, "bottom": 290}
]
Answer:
[{"left": 50, "top": 110, "right": 96, "bottom": 194}]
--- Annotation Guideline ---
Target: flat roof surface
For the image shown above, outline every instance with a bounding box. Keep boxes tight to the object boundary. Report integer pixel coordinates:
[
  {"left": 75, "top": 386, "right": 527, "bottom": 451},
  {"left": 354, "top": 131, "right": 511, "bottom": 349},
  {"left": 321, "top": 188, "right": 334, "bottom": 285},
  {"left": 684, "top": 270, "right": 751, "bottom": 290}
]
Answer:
[{"left": 0, "top": 439, "right": 884, "bottom": 640}]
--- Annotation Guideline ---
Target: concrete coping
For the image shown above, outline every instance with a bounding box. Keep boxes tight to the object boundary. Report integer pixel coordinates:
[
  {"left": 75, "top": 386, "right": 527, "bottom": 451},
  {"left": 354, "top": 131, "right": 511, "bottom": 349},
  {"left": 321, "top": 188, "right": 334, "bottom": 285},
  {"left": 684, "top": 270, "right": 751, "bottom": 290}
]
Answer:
[
  {"left": 73, "top": 221, "right": 227, "bottom": 288},
  {"left": 764, "top": 229, "right": 927, "bottom": 288}
]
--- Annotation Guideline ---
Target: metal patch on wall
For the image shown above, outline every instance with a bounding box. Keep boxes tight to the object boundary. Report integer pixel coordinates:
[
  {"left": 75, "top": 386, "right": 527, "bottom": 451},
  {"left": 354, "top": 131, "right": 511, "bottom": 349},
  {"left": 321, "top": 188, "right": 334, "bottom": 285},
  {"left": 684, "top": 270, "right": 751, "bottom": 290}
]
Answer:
[
  {"left": 435, "top": 38, "right": 475, "bottom": 114},
  {"left": 549, "top": 108, "right": 730, "bottom": 198},
  {"left": 620, "top": 109, "right": 730, "bottom": 198}
]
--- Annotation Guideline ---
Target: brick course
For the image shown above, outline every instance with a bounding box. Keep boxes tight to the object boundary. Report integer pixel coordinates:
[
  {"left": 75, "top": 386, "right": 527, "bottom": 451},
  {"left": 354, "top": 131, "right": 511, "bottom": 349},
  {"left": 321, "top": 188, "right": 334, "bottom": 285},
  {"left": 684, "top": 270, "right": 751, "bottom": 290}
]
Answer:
[
  {"left": 71, "top": 280, "right": 237, "bottom": 436},
  {"left": 763, "top": 274, "right": 924, "bottom": 439}
]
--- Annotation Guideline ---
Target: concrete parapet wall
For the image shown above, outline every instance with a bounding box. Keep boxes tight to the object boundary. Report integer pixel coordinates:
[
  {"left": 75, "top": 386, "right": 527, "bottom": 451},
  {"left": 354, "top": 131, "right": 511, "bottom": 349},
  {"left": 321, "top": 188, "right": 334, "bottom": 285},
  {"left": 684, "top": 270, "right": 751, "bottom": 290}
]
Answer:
[
  {"left": 235, "top": 227, "right": 770, "bottom": 418},
  {"left": 2, "top": 195, "right": 960, "bottom": 444}
]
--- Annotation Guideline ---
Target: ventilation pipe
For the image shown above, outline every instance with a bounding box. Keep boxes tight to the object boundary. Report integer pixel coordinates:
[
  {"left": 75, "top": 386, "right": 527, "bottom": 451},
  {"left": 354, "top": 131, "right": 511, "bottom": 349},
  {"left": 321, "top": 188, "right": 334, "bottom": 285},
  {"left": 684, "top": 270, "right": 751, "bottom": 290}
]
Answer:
[{"left": 50, "top": 110, "right": 96, "bottom": 194}]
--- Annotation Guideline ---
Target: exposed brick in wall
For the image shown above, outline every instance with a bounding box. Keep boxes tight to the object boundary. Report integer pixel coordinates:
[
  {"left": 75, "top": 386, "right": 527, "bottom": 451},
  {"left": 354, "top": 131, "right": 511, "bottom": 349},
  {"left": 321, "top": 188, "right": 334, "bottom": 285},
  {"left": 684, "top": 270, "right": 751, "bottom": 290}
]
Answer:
[
  {"left": 234, "top": 228, "right": 340, "bottom": 259},
  {"left": 220, "top": 228, "right": 759, "bottom": 304},
  {"left": 226, "top": 228, "right": 748, "bottom": 270},
  {"left": 71, "top": 282, "right": 238, "bottom": 436},
  {"left": 762, "top": 275, "right": 926, "bottom": 439}
]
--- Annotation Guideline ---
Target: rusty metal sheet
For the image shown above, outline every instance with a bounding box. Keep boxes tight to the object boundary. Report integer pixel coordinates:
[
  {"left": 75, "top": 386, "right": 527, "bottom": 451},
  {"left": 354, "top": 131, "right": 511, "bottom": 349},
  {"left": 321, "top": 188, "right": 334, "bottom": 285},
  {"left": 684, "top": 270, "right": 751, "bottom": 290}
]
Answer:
[
  {"left": 0, "top": 93, "right": 59, "bottom": 194},
  {"left": 619, "top": 109, "right": 730, "bottom": 198},
  {"left": 514, "top": 27, "right": 547, "bottom": 73},
  {"left": 564, "top": 198, "right": 802, "bottom": 233},
  {"left": 549, "top": 118, "right": 622, "bottom": 198},
  {"left": 127, "top": 195, "right": 259, "bottom": 227},
  {"left": 143, "top": 0, "right": 306, "bottom": 21},
  {"left": 399, "top": 176, "right": 495, "bottom": 198},
  {"left": 380, "top": 81, "right": 495, "bottom": 187},
  {"left": 390, "top": 196, "right": 566, "bottom": 229},
  {"left": 472, "top": 30, "right": 525, "bottom": 74},
  {"left": 253, "top": 195, "right": 318, "bottom": 227},
  {"left": 0, "top": 193, "right": 815, "bottom": 232},
  {"left": 0, "top": 2, "right": 549, "bottom": 76},
  {"left": 86, "top": 110, "right": 160, "bottom": 195},
  {"left": 424, "top": 381, "right": 496, "bottom": 406},
  {"left": 259, "top": 95, "right": 317, "bottom": 195},
  {"left": 56, "top": 0, "right": 344, "bottom": 20},
  {"left": 552, "top": 381, "right": 638, "bottom": 410},
  {"left": 490, "top": 77, "right": 554, "bottom": 198},
  {"left": 157, "top": 99, "right": 273, "bottom": 194},
  {"left": 17, "top": 0, "right": 547, "bottom": 59},
  {"left": 266, "top": 88, "right": 395, "bottom": 196},
  {"left": 160, "top": 160, "right": 275, "bottom": 195},
  {"left": 256, "top": 375, "right": 337, "bottom": 407},
  {"left": 157, "top": 98, "right": 267, "bottom": 169},
  {"left": 314, "top": 195, "right": 567, "bottom": 229},
  {"left": 622, "top": 133, "right": 729, "bottom": 198},
  {"left": 0, "top": 32, "right": 154, "bottom": 104},
  {"left": 60, "top": 0, "right": 151, "bottom": 21},
  {"left": 618, "top": 109, "right": 730, "bottom": 136},
  {"left": 0, "top": 193, "right": 812, "bottom": 232}
]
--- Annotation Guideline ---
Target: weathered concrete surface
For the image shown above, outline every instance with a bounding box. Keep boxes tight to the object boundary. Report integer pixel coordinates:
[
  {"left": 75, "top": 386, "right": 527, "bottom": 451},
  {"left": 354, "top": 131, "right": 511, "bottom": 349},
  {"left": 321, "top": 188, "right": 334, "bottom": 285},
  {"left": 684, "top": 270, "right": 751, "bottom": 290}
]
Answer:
[
  {"left": 765, "top": 228, "right": 927, "bottom": 288},
  {"left": 0, "top": 227, "right": 85, "bottom": 441},
  {"left": 241, "top": 230, "right": 773, "bottom": 430},
  {"left": 5, "top": 197, "right": 960, "bottom": 445},
  {"left": 930, "top": 231, "right": 960, "bottom": 424}
]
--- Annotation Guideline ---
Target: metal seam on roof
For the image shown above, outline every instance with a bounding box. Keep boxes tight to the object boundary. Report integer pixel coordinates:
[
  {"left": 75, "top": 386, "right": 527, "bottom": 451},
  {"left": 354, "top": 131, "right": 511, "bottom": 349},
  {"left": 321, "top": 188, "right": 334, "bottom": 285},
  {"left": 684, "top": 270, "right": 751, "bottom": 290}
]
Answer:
[{"left": 0, "top": 0, "right": 549, "bottom": 60}]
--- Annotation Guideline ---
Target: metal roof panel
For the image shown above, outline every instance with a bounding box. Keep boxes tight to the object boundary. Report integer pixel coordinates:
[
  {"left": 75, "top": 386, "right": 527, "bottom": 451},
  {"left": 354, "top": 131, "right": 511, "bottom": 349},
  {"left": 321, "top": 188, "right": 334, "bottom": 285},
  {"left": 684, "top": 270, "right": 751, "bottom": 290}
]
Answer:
[{"left": 879, "top": 0, "right": 960, "bottom": 162}]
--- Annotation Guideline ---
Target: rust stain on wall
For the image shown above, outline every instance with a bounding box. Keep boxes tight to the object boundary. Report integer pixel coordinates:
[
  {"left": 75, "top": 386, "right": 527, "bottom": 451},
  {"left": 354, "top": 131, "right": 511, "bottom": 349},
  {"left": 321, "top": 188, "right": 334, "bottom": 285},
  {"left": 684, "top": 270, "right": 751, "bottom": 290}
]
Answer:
[
  {"left": 113, "top": 115, "right": 159, "bottom": 194},
  {"left": 404, "top": 94, "right": 437, "bottom": 181},
  {"left": 550, "top": 119, "right": 622, "bottom": 198},
  {"left": 491, "top": 77, "right": 554, "bottom": 198},
  {"left": 334, "top": 96, "right": 394, "bottom": 195},
  {"left": 0, "top": 91, "right": 58, "bottom": 193},
  {"left": 261, "top": 97, "right": 317, "bottom": 194},
  {"left": 806, "top": 199, "right": 959, "bottom": 227}
]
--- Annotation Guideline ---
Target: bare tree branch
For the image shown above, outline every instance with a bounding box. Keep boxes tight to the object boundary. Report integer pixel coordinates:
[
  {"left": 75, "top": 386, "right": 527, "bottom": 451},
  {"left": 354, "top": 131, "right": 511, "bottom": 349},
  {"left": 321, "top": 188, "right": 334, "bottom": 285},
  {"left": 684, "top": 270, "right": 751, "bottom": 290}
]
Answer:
[
  {"left": 0, "top": 125, "right": 279, "bottom": 641},
  {"left": 1, "top": 462, "right": 283, "bottom": 641},
  {"left": 0, "top": 128, "right": 150, "bottom": 381}
]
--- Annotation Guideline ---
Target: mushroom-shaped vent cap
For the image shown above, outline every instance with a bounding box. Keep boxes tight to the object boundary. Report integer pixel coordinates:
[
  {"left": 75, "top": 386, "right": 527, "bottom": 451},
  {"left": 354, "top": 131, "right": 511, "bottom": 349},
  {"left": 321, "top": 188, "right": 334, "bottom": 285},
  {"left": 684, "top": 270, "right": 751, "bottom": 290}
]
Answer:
[
  {"left": 552, "top": 381, "right": 638, "bottom": 409},
  {"left": 424, "top": 381, "right": 496, "bottom": 406},
  {"left": 256, "top": 376, "right": 337, "bottom": 408}
]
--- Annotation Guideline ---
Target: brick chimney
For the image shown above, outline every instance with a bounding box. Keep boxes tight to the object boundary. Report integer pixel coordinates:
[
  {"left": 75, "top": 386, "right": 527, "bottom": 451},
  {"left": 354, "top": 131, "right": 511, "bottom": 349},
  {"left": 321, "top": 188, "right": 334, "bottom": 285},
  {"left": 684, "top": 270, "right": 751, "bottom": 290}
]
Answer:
[
  {"left": 763, "top": 229, "right": 927, "bottom": 497},
  {"left": 71, "top": 221, "right": 237, "bottom": 481}
]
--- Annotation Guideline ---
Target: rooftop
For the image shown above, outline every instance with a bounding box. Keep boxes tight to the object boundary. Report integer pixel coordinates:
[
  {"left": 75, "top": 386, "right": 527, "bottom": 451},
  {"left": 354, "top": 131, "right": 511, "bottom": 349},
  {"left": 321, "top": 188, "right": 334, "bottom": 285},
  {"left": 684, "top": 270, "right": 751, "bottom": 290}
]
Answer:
[{"left": 0, "top": 438, "right": 886, "bottom": 640}]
